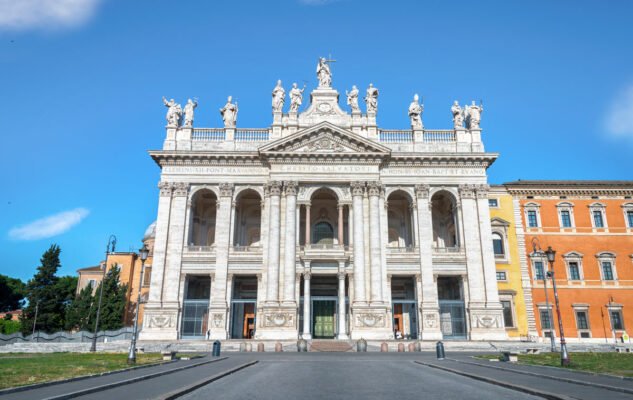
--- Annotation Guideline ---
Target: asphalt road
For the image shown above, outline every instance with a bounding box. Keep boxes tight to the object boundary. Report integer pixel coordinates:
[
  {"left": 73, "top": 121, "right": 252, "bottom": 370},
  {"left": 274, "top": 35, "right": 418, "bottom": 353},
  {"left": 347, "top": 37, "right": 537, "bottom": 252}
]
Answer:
[{"left": 179, "top": 354, "right": 539, "bottom": 400}]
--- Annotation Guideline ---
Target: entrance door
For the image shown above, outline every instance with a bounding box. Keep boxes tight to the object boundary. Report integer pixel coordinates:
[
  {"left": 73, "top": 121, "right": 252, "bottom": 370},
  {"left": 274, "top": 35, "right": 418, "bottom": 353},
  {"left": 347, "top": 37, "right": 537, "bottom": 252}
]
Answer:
[
  {"left": 392, "top": 301, "right": 418, "bottom": 339},
  {"left": 439, "top": 301, "right": 466, "bottom": 339},
  {"left": 313, "top": 300, "right": 336, "bottom": 338}
]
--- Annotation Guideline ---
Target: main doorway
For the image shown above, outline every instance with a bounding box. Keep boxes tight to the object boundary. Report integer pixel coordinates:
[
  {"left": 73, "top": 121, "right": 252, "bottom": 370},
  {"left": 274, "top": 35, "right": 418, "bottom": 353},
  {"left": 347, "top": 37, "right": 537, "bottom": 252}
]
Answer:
[
  {"left": 181, "top": 275, "right": 211, "bottom": 339},
  {"left": 230, "top": 276, "right": 257, "bottom": 339},
  {"left": 391, "top": 277, "right": 418, "bottom": 339},
  {"left": 312, "top": 299, "right": 336, "bottom": 338},
  {"left": 437, "top": 276, "right": 467, "bottom": 339}
]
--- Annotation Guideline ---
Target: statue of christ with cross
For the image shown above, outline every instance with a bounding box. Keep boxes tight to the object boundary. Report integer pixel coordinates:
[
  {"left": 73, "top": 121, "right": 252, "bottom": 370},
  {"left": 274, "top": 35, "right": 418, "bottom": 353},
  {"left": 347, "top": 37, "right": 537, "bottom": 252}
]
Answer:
[{"left": 316, "top": 55, "right": 336, "bottom": 87}]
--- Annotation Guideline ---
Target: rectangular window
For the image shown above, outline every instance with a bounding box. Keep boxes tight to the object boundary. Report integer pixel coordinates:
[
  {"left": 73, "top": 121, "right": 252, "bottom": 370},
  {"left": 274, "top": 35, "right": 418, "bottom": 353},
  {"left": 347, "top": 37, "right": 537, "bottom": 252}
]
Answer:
[
  {"left": 560, "top": 210, "right": 572, "bottom": 227},
  {"left": 534, "top": 261, "right": 545, "bottom": 281},
  {"left": 610, "top": 310, "right": 624, "bottom": 330},
  {"left": 540, "top": 310, "right": 552, "bottom": 330},
  {"left": 528, "top": 211, "right": 538, "bottom": 227},
  {"left": 501, "top": 300, "right": 514, "bottom": 328},
  {"left": 593, "top": 210, "right": 604, "bottom": 227},
  {"left": 143, "top": 266, "right": 152, "bottom": 286},
  {"left": 568, "top": 262, "right": 581, "bottom": 280},
  {"left": 627, "top": 211, "right": 633, "bottom": 228},
  {"left": 496, "top": 271, "right": 507, "bottom": 281},
  {"left": 488, "top": 198, "right": 498, "bottom": 208},
  {"left": 576, "top": 311, "right": 589, "bottom": 330},
  {"left": 602, "top": 262, "right": 614, "bottom": 281}
]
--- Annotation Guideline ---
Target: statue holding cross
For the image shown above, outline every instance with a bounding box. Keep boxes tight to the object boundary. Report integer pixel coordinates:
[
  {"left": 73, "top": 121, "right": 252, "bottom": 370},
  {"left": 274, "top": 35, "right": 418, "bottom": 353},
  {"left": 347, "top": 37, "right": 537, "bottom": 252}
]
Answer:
[{"left": 316, "top": 55, "right": 336, "bottom": 87}]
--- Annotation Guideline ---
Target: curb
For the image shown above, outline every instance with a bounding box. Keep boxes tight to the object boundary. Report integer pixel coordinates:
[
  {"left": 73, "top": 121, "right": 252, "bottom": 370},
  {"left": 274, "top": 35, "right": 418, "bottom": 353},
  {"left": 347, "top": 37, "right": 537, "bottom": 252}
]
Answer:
[
  {"left": 0, "top": 356, "right": 204, "bottom": 395},
  {"left": 40, "top": 356, "right": 228, "bottom": 400},
  {"left": 414, "top": 361, "right": 575, "bottom": 400},
  {"left": 458, "top": 358, "right": 633, "bottom": 395},
  {"left": 513, "top": 359, "right": 633, "bottom": 382},
  {"left": 156, "top": 360, "right": 259, "bottom": 399}
]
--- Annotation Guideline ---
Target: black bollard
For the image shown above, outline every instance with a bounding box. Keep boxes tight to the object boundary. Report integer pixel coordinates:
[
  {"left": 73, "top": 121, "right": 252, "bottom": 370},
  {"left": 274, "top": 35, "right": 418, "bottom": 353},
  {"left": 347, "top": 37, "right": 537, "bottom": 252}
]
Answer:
[
  {"left": 436, "top": 341, "right": 445, "bottom": 360},
  {"left": 212, "top": 340, "right": 221, "bottom": 357}
]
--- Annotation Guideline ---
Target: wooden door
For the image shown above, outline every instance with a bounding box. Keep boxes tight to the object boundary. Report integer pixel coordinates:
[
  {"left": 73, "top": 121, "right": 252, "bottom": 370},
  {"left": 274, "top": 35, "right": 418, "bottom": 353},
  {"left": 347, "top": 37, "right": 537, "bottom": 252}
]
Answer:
[{"left": 243, "top": 303, "right": 255, "bottom": 339}]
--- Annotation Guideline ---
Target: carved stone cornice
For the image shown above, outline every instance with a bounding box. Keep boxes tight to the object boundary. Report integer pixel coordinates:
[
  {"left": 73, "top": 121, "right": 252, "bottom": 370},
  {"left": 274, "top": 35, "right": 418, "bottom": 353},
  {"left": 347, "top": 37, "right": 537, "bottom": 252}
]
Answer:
[
  {"left": 367, "top": 181, "right": 381, "bottom": 197},
  {"left": 219, "top": 182, "right": 233, "bottom": 198},
  {"left": 149, "top": 151, "right": 264, "bottom": 168},
  {"left": 387, "top": 153, "right": 498, "bottom": 168},
  {"left": 459, "top": 184, "right": 477, "bottom": 199},
  {"left": 350, "top": 181, "right": 365, "bottom": 197},
  {"left": 284, "top": 181, "right": 298, "bottom": 196},
  {"left": 415, "top": 184, "right": 430, "bottom": 199},
  {"left": 158, "top": 182, "right": 173, "bottom": 197},
  {"left": 172, "top": 182, "right": 189, "bottom": 197},
  {"left": 268, "top": 181, "right": 282, "bottom": 196}
]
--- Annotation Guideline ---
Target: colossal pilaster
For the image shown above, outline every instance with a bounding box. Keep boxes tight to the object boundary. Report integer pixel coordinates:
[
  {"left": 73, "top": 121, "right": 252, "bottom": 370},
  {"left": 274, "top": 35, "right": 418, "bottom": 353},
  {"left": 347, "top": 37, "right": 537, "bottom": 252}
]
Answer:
[
  {"left": 302, "top": 267, "right": 312, "bottom": 339},
  {"left": 266, "top": 181, "right": 282, "bottom": 304},
  {"left": 367, "top": 181, "right": 383, "bottom": 304},
  {"left": 350, "top": 181, "right": 367, "bottom": 305},
  {"left": 337, "top": 267, "right": 349, "bottom": 339},
  {"left": 283, "top": 181, "right": 298, "bottom": 305}
]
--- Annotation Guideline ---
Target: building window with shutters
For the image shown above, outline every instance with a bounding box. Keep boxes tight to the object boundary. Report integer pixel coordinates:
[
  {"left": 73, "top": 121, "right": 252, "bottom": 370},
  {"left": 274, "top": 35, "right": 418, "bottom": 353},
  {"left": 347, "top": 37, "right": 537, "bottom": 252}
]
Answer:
[
  {"left": 574, "top": 308, "right": 591, "bottom": 338},
  {"left": 492, "top": 232, "right": 504, "bottom": 256}
]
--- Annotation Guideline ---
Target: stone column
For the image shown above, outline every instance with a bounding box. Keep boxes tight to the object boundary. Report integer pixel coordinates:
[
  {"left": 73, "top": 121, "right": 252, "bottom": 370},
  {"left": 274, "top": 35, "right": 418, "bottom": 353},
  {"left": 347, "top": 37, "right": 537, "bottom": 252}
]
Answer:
[
  {"left": 302, "top": 266, "right": 312, "bottom": 339},
  {"left": 459, "top": 185, "right": 485, "bottom": 307},
  {"left": 351, "top": 182, "right": 367, "bottom": 305},
  {"left": 368, "top": 181, "right": 383, "bottom": 304},
  {"left": 283, "top": 181, "right": 298, "bottom": 305},
  {"left": 415, "top": 184, "right": 442, "bottom": 340},
  {"left": 337, "top": 266, "right": 349, "bottom": 339},
  {"left": 208, "top": 183, "right": 233, "bottom": 339},
  {"left": 305, "top": 203, "right": 311, "bottom": 245},
  {"left": 338, "top": 205, "right": 344, "bottom": 245},
  {"left": 266, "top": 181, "right": 282, "bottom": 304}
]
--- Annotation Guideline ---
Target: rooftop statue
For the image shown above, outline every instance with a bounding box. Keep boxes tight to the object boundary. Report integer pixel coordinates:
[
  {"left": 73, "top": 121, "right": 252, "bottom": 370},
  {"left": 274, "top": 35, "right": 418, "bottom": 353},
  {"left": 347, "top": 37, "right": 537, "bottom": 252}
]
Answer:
[
  {"left": 346, "top": 85, "right": 360, "bottom": 113},
  {"left": 408, "top": 94, "right": 423, "bottom": 129},
  {"left": 272, "top": 80, "right": 285, "bottom": 113},
  {"left": 183, "top": 98, "right": 198, "bottom": 127},
  {"left": 464, "top": 100, "right": 483, "bottom": 129},
  {"left": 316, "top": 56, "right": 332, "bottom": 87},
  {"left": 163, "top": 97, "right": 182, "bottom": 127},
  {"left": 220, "top": 96, "right": 238, "bottom": 127},
  {"left": 451, "top": 101, "right": 464, "bottom": 129},
  {"left": 289, "top": 83, "right": 306, "bottom": 112},
  {"left": 365, "top": 83, "right": 379, "bottom": 113}
]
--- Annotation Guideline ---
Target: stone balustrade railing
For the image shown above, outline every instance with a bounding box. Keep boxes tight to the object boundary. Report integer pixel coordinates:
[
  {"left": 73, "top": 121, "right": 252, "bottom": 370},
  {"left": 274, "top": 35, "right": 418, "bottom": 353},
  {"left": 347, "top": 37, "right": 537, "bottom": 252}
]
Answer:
[
  {"left": 192, "top": 128, "right": 225, "bottom": 141},
  {"left": 432, "top": 246, "right": 464, "bottom": 254},
  {"left": 185, "top": 245, "right": 216, "bottom": 252},
  {"left": 231, "top": 245, "right": 263, "bottom": 252},
  {"left": 386, "top": 246, "right": 418, "bottom": 253},
  {"left": 379, "top": 130, "right": 413, "bottom": 143},
  {"left": 301, "top": 244, "right": 349, "bottom": 251},
  {"left": 235, "top": 129, "right": 270, "bottom": 142},
  {"left": 423, "top": 130, "right": 456, "bottom": 143}
]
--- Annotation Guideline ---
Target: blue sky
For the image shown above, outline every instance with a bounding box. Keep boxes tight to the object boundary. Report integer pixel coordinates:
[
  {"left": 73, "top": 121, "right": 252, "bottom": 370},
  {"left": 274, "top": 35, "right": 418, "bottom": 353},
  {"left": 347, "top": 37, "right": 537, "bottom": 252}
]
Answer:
[{"left": 1, "top": 0, "right": 632, "bottom": 282}]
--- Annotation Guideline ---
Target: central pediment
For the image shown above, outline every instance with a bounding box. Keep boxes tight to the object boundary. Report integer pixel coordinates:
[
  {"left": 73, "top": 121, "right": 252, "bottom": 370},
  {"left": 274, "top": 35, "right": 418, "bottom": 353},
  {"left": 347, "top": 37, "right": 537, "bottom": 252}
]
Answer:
[{"left": 259, "top": 122, "right": 390, "bottom": 162}]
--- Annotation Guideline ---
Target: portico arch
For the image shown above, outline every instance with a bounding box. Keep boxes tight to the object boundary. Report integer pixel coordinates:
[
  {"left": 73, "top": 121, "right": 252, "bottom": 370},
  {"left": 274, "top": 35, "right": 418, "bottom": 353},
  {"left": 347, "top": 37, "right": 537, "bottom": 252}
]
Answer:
[
  {"left": 233, "top": 189, "right": 262, "bottom": 247},
  {"left": 189, "top": 189, "right": 217, "bottom": 246},
  {"left": 386, "top": 190, "right": 415, "bottom": 247},
  {"left": 301, "top": 187, "right": 349, "bottom": 246},
  {"left": 431, "top": 190, "right": 458, "bottom": 248}
]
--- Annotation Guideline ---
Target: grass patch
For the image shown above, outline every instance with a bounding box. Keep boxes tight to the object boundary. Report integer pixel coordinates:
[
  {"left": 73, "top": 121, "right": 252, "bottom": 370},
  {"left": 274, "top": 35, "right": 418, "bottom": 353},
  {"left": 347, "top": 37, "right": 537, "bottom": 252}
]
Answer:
[
  {"left": 477, "top": 352, "right": 633, "bottom": 378},
  {"left": 0, "top": 352, "right": 169, "bottom": 389}
]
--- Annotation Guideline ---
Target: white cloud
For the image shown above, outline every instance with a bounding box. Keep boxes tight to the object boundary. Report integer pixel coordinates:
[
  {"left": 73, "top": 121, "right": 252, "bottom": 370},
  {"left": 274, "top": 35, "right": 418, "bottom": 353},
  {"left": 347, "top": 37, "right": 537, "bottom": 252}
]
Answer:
[
  {"left": 298, "top": 0, "right": 341, "bottom": 5},
  {"left": 9, "top": 208, "right": 90, "bottom": 240},
  {"left": 0, "top": 0, "right": 103, "bottom": 31},
  {"left": 605, "top": 84, "right": 633, "bottom": 139}
]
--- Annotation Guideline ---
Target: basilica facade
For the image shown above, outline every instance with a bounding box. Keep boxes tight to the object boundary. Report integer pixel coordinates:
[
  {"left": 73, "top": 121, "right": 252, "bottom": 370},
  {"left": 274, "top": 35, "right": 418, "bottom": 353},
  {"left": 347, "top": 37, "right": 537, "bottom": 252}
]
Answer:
[{"left": 139, "top": 61, "right": 507, "bottom": 342}]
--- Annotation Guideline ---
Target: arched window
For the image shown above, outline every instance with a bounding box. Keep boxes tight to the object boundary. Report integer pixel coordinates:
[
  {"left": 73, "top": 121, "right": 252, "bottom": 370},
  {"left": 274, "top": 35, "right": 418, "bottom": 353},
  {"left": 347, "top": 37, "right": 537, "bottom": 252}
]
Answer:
[
  {"left": 492, "top": 232, "right": 504, "bottom": 256},
  {"left": 313, "top": 222, "right": 334, "bottom": 244}
]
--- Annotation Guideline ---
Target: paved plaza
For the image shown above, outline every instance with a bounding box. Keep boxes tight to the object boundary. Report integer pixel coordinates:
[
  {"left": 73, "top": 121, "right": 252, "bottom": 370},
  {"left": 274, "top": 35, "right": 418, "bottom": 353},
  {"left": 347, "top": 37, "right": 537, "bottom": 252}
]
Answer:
[{"left": 4, "top": 352, "right": 633, "bottom": 400}]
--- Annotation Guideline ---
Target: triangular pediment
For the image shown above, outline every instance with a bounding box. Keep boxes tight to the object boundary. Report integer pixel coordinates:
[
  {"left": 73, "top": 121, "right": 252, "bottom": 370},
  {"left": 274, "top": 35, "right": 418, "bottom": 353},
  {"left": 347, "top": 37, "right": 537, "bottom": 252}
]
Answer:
[
  {"left": 259, "top": 122, "right": 391, "bottom": 157},
  {"left": 490, "top": 217, "right": 511, "bottom": 227}
]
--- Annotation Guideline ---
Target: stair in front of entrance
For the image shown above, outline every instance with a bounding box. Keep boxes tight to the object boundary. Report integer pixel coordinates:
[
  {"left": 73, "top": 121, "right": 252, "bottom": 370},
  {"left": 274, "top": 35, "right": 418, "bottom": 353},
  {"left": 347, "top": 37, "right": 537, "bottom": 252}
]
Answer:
[{"left": 309, "top": 340, "right": 353, "bottom": 352}]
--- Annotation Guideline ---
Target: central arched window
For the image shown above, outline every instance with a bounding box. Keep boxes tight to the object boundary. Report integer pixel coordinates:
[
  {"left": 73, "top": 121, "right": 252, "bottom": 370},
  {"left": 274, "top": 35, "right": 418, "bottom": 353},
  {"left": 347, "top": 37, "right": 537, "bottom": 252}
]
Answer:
[{"left": 313, "top": 222, "right": 334, "bottom": 244}]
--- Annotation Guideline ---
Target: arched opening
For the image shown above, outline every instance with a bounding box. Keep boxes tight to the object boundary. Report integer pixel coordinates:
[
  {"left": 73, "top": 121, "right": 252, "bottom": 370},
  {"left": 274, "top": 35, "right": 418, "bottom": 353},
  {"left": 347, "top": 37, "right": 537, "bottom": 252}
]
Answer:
[
  {"left": 387, "top": 191, "right": 415, "bottom": 248},
  {"left": 233, "top": 189, "right": 262, "bottom": 247},
  {"left": 302, "top": 188, "right": 349, "bottom": 246},
  {"left": 189, "top": 189, "right": 217, "bottom": 246},
  {"left": 431, "top": 191, "right": 458, "bottom": 248}
]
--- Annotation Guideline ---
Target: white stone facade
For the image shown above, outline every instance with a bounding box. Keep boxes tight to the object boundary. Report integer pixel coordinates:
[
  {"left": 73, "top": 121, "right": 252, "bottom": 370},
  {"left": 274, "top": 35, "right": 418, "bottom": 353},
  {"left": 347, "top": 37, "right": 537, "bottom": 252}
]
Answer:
[{"left": 139, "top": 63, "right": 507, "bottom": 342}]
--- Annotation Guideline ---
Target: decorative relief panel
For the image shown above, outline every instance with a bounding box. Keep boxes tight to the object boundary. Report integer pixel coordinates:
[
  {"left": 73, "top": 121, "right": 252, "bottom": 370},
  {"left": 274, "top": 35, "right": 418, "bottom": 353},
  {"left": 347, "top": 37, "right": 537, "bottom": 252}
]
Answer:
[
  {"left": 211, "top": 313, "right": 225, "bottom": 328},
  {"left": 354, "top": 313, "right": 386, "bottom": 328},
  {"left": 147, "top": 312, "right": 176, "bottom": 328},
  {"left": 264, "top": 312, "right": 295, "bottom": 327},
  {"left": 471, "top": 313, "right": 501, "bottom": 329},
  {"left": 423, "top": 312, "right": 438, "bottom": 329}
]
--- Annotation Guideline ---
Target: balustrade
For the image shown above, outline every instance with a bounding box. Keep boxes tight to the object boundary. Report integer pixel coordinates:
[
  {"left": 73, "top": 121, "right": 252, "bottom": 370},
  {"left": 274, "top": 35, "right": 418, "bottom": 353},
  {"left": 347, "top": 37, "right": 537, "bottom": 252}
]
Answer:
[
  {"left": 192, "top": 128, "right": 225, "bottom": 141},
  {"left": 423, "top": 130, "right": 456, "bottom": 143},
  {"left": 380, "top": 130, "right": 413, "bottom": 143},
  {"left": 235, "top": 129, "right": 270, "bottom": 142}
]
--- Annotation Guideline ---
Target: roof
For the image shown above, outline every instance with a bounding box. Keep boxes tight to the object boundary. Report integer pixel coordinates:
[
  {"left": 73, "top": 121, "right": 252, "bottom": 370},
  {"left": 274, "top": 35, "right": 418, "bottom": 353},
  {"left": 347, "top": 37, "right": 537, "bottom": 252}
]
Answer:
[
  {"left": 504, "top": 180, "right": 633, "bottom": 187},
  {"left": 503, "top": 180, "right": 633, "bottom": 196},
  {"left": 77, "top": 265, "right": 102, "bottom": 273}
]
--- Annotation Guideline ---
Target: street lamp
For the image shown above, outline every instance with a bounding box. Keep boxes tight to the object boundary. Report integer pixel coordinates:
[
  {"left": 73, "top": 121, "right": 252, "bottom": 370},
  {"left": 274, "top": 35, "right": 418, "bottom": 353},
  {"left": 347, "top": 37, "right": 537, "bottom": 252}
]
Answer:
[
  {"left": 532, "top": 238, "right": 556, "bottom": 352},
  {"left": 128, "top": 243, "right": 149, "bottom": 364},
  {"left": 544, "top": 246, "right": 570, "bottom": 367},
  {"left": 91, "top": 235, "right": 116, "bottom": 352}
]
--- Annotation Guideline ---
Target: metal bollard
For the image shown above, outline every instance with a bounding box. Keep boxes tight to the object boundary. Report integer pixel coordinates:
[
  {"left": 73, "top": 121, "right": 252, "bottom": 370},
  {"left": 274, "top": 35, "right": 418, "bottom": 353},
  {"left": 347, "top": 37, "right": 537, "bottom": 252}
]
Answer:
[
  {"left": 436, "top": 341, "right": 445, "bottom": 360},
  {"left": 212, "top": 340, "right": 221, "bottom": 357}
]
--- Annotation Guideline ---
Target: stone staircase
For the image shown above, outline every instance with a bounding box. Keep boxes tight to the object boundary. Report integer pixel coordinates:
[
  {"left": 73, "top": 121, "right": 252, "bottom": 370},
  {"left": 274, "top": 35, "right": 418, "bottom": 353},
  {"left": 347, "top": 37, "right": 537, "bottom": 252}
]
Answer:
[{"left": 309, "top": 340, "right": 353, "bottom": 352}]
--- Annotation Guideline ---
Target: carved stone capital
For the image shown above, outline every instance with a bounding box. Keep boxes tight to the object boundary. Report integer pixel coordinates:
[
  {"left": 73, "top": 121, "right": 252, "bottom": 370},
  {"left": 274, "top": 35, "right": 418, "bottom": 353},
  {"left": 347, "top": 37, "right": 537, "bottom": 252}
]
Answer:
[
  {"left": 284, "top": 181, "right": 298, "bottom": 196},
  {"left": 219, "top": 182, "right": 233, "bottom": 198},
  {"left": 268, "top": 181, "right": 282, "bottom": 197},
  {"left": 263, "top": 183, "right": 270, "bottom": 198},
  {"left": 367, "top": 181, "right": 381, "bottom": 197},
  {"left": 476, "top": 184, "right": 490, "bottom": 199},
  {"left": 350, "top": 181, "right": 365, "bottom": 197},
  {"left": 414, "top": 274, "right": 422, "bottom": 283},
  {"left": 303, "top": 271, "right": 312, "bottom": 280},
  {"left": 158, "top": 182, "right": 173, "bottom": 197},
  {"left": 337, "top": 271, "right": 346, "bottom": 280},
  {"left": 415, "top": 184, "right": 430, "bottom": 199},
  {"left": 459, "top": 184, "right": 477, "bottom": 200},
  {"left": 172, "top": 182, "right": 189, "bottom": 197}
]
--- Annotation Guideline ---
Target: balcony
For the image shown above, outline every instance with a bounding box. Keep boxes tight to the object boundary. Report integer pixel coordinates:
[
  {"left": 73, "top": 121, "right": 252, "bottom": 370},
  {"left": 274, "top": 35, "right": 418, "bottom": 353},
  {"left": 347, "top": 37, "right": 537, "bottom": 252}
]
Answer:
[
  {"left": 300, "top": 244, "right": 349, "bottom": 260},
  {"left": 185, "top": 245, "right": 216, "bottom": 252},
  {"left": 432, "top": 246, "right": 466, "bottom": 263},
  {"left": 386, "top": 246, "right": 418, "bottom": 254}
]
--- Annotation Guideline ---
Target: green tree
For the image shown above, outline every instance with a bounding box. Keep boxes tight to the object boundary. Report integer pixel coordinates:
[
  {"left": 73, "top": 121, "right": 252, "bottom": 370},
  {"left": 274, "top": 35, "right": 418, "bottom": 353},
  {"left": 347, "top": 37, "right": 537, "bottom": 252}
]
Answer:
[
  {"left": 0, "top": 274, "right": 26, "bottom": 312},
  {"left": 55, "top": 275, "right": 78, "bottom": 324},
  {"left": 20, "top": 245, "right": 64, "bottom": 335},
  {"left": 0, "top": 319, "right": 21, "bottom": 334},
  {"left": 88, "top": 264, "right": 127, "bottom": 332},
  {"left": 64, "top": 284, "right": 94, "bottom": 331}
]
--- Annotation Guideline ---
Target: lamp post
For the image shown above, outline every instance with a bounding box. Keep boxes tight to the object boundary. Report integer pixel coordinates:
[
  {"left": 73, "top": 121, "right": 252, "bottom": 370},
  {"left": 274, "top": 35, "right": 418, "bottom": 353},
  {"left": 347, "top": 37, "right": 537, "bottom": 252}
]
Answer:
[
  {"left": 91, "top": 235, "right": 116, "bottom": 353},
  {"left": 128, "top": 243, "right": 149, "bottom": 364},
  {"left": 532, "top": 238, "right": 556, "bottom": 352},
  {"left": 544, "top": 246, "right": 570, "bottom": 367}
]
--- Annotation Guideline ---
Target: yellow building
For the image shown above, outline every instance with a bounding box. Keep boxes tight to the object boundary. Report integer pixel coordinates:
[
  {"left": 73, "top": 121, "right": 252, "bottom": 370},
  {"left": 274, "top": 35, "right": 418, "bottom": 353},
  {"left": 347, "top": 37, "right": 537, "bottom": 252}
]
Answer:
[{"left": 489, "top": 186, "right": 538, "bottom": 339}]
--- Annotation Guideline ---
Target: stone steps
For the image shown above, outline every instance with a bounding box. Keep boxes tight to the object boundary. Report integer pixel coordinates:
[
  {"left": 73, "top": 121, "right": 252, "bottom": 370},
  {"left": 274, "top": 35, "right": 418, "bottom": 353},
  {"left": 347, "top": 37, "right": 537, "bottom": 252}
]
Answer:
[{"left": 309, "top": 340, "right": 353, "bottom": 352}]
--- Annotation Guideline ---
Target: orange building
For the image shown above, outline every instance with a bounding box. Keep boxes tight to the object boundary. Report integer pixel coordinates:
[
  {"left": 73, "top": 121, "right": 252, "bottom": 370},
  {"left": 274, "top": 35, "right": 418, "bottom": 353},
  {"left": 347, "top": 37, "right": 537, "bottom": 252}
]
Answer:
[
  {"left": 76, "top": 222, "right": 156, "bottom": 327},
  {"left": 506, "top": 181, "right": 633, "bottom": 342}
]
